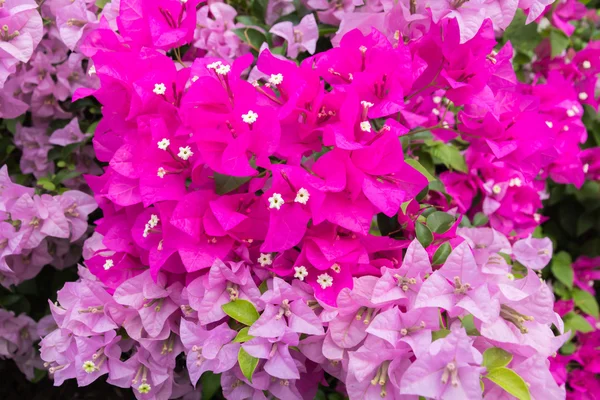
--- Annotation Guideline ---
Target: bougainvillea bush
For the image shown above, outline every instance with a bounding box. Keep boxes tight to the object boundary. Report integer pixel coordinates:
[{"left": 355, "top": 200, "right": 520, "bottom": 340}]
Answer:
[{"left": 1, "top": 0, "right": 600, "bottom": 399}]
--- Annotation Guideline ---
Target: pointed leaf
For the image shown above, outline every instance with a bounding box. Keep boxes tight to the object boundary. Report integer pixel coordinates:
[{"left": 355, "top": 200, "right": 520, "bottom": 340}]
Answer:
[
  {"left": 483, "top": 348, "right": 513, "bottom": 370},
  {"left": 222, "top": 300, "right": 260, "bottom": 326},
  {"left": 485, "top": 367, "right": 531, "bottom": 400},
  {"left": 238, "top": 347, "right": 259, "bottom": 382}
]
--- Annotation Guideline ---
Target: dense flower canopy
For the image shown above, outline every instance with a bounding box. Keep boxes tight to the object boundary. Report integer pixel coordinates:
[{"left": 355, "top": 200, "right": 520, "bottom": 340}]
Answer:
[{"left": 0, "top": 0, "right": 599, "bottom": 399}]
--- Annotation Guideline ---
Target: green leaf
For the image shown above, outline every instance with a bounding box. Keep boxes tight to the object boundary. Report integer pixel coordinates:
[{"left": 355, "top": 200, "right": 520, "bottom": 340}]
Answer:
[
  {"left": 431, "top": 329, "right": 450, "bottom": 341},
  {"left": 238, "top": 347, "right": 259, "bottom": 382},
  {"left": 214, "top": 173, "right": 251, "bottom": 195},
  {"left": 258, "top": 280, "right": 268, "bottom": 294},
  {"left": 427, "top": 142, "right": 467, "bottom": 172},
  {"left": 551, "top": 252, "right": 574, "bottom": 289},
  {"left": 233, "top": 27, "right": 267, "bottom": 51},
  {"left": 200, "top": 372, "right": 222, "bottom": 399},
  {"left": 405, "top": 159, "right": 436, "bottom": 182},
  {"left": 432, "top": 243, "right": 452, "bottom": 265},
  {"left": 550, "top": 29, "right": 570, "bottom": 58},
  {"left": 86, "top": 120, "right": 100, "bottom": 134},
  {"left": 95, "top": 0, "right": 110, "bottom": 9},
  {"left": 31, "top": 368, "right": 47, "bottom": 384},
  {"left": 560, "top": 341, "right": 576, "bottom": 355},
  {"left": 472, "top": 212, "right": 489, "bottom": 227},
  {"left": 572, "top": 289, "right": 600, "bottom": 318},
  {"left": 563, "top": 312, "right": 594, "bottom": 335},
  {"left": 426, "top": 211, "right": 455, "bottom": 233},
  {"left": 222, "top": 299, "right": 260, "bottom": 326},
  {"left": 54, "top": 169, "right": 82, "bottom": 184},
  {"left": 504, "top": 9, "right": 542, "bottom": 53},
  {"left": 461, "top": 314, "right": 480, "bottom": 336},
  {"left": 415, "top": 222, "right": 433, "bottom": 248},
  {"left": 485, "top": 367, "right": 531, "bottom": 400},
  {"left": 483, "top": 348, "right": 513, "bottom": 370},
  {"left": 36, "top": 177, "right": 56, "bottom": 191},
  {"left": 234, "top": 327, "right": 254, "bottom": 343}
]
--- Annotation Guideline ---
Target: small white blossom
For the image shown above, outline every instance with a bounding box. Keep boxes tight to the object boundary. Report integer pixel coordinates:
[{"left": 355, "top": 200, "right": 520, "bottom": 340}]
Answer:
[
  {"left": 178, "top": 146, "right": 193, "bottom": 160},
  {"left": 492, "top": 184, "right": 502, "bottom": 195},
  {"left": 207, "top": 61, "right": 222, "bottom": 70},
  {"left": 242, "top": 110, "right": 258, "bottom": 124},
  {"left": 359, "top": 45, "right": 367, "bottom": 53},
  {"left": 579, "top": 92, "right": 588, "bottom": 101},
  {"left": 432, "top": 108, "right": 440, "bottom": 116},
  {"left": 82, "top": 360, "right": 96, "bottom": 373},
  {"left": 331, "top": 263, "right": 341, "bottom": 273},
  {"left": 216, "top": 64, "right": 231, "bottom": 75},
  {"left": 143, "top": 225, "right": 151, "bottom": 238},
  {"left": 583, "top": 163, "right": 590, "bottom": 173},
  {"left": 583, "top": 60, "right": 591, "bottom": 69},
  {"left": 153, "top": 83, "right": 166, "bottom": 95},
  {"left": 567, "top": 109, "right": 575, "bottom": 117},
  {"left": 268, "top": 73, "right": 283, "bottom": 86},
  {"left": 433, "top": 96, "right": 442, "bottom": 104},
  {"left": 103, "top": 259, "right": 114, "bottom": 270},
  {"left": 157, "top": 167, "right": 166, "bottom": 178},
  {"left": 268, "top": 193, "right": 284, "bottom": 210},
  {"left": 533, "top": 213, "right": 541, "bottom": 223},
  {"left": 294, "top": 266, "right": 308, "bottom": 281},
  {"left": 180, "top": 0, "right": 187, "bottom": 3},
  {"left": 506, "top": 273, "right": 515, "bottom": 281},
  {"left": 361, "top": 100, "right": 374, "bottom": 108},
  {"left": 360, "top": 121, "right": 372, "bottom": 132},
  {"left": 148, "top": 214, "right": 159, "bottom": 228},
  {"left": 317, "top": 273, "right": 334, "bottom": 289},
  {"left": 157, "top": 138, "right": 170, "bottom": 150},
  {"left": 509, "top": 178, "right": 522, "bottom": 187},
  {"left": 294, "top": 188, "right": 310, "bottom": 205},
  {"left": 88, "top": 65, "right": 96, "bottom": 76},
  {"left": 563, "top": 125, "right": 569, "bottom": 131},
  {"left": 191, "top": 75, "right": 199, "bottom": 82},
  {"left": 545, "top": 121, "right": 553, "bottom": 128},
  {"left": 258, "top": 253, "right": 272, "bottom": 267}
]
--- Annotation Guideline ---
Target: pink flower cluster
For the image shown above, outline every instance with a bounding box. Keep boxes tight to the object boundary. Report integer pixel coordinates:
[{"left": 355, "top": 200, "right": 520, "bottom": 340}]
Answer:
[
  {"left": 33, "top": 0, "right": 576, "bottom": 396},
  {"left": 551, "top": 256, "right": 600, "bottom": 399},
  {"left": 0, "top": 166, "right": 96, "bottom": 287},
  {"left": 0, "top": 309, "right": 54, "bottom": 380}
]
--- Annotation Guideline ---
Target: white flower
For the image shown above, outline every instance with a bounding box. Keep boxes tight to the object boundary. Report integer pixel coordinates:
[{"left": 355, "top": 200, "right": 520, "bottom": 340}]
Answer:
[
  {"left": 157, "top": 138, "right": 170, "bottom": 150},
  {"left": 153, "top": 83, "right": 166, "bottom": 95},
  {"left": 180, "top": 0, "right": 187, "bottom": 3},
  {"left": 361, "top": 100, "right": 374, "bottom": 108},
  {"left": 294, "top": 188, "right": 310, "bottom": 205},
  {"left": 88, "top": 65, "right": 96, "bottom": 76},
  {"left": 316, "top": 273, "right": 334, "bottom": 289},
  {"left": 433, "top": 96, "right": 442, "bottom": 104},
  {"left": 579, "top": 92, "right": 588, "bottom": 101},
  {"left": 563, "top": 125, "right": 569, "bottom": 131},
  {"left": 242, "top": 110, "right": 258, "bottom": 124},
  {"left": 216, "top": 64, "right": 231, "bottom": 75},
  {"left": 103, "top": 259, "right": 114, "bottom": 270},
  {"left": 207, "top": 61, "right": 222, "bottom": 70},
  {"left": 294, "top": 266, "right": 308, "bottom": 281},
  {"left": 148, "top": 214, "right": 159, "bottom": 228},
  {"left": 360, "top": 121, "right": 372, "bottom": 132},
  {"left": 268, "top": 73, "right": 283, "bottom": 86},
  {"left": 331, "top": 263, "right": 341, "bottom": 273},
  {"left": 509, "top": 178, "right": 522, "bottom": 187},
  {"left": 191, "top": 75, "right": 199, "bottom": 82},
  {"left": 567, "top": 109, "right": 575, "bottom": 117},
  {"left": 258, "top": 253, "right": 272, "bottom": 267},
  {"left": 583, "top": 60, "right": 591, "bottom": 69},
  {"left": 432, "top": 108, "right": 440, "bottom": 116},
  {"left": 583, "top": 163, "right": 590, "bottom": 173},
  {"left": 533, "top": 213, "right": 541, "bottom": 223},
  {"left": 143, "top": 224, "right": 151, "bottom": 238},
  {"left": 178, "top": 146, "right": 193, "bottom": 160},
  {"left": 545, "top": 121, "right": 553, "bottom": 128},
  {"left": 359, "top": 45, "right": 367, "bottom": 53},
  {"left": 157, "top": 167, "right": 166, "bottom": 178},
  {"left": 138, "top": 383, "right": 152, "bottom": 394},
  {"left": 506, "top": 273, "right": 515, "bottom": 281},
  {"left": 268, "top": 193, "right": 284, "bottom": 210},
  {"left": 82, "top": 360, "right": 96, "bottom": 373},
  {"left": 492, "top": 184, "right": 502, "bottom": 195}
]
